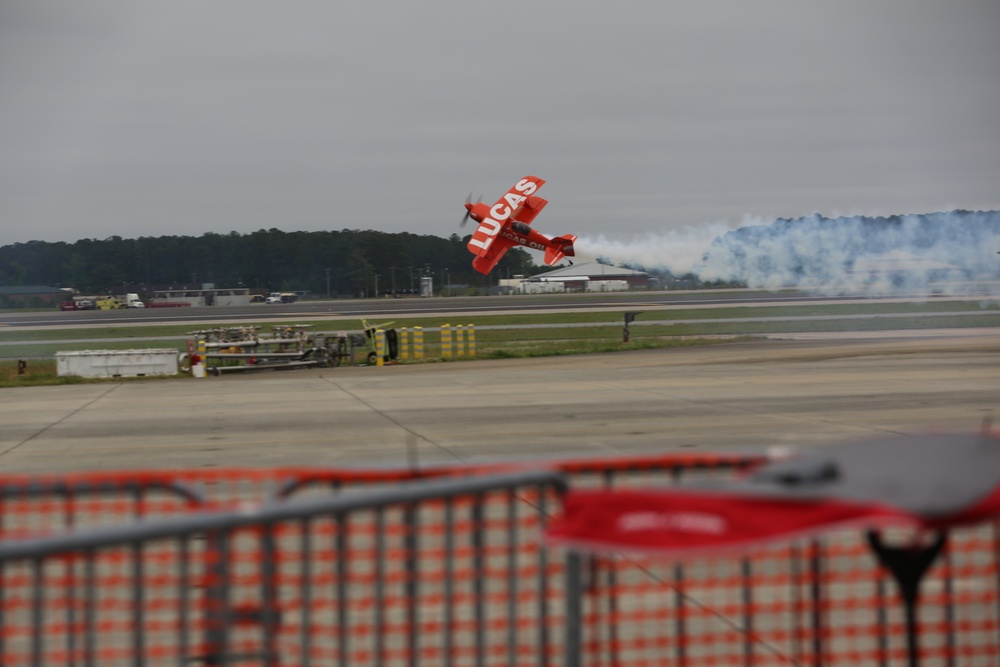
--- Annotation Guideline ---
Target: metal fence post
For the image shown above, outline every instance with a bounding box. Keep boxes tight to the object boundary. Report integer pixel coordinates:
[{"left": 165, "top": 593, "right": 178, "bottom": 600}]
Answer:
[
  {"left": 564, "top": 550, "right": 583, "bottom": 667},
  {"left": 810, "top": 540, "right": 824, "bottom": 667},
  {"left": 472, "top": 494, "right": 485, "bottom": 667},
  {"left": 202, "top": 530, "right": 231, "bottom": 666},
  {"left": 260, "top": 523, "right": 280, "bottom": 667},
  {"left": 404, "top": 504, "right": 419, "bottom": 665}
]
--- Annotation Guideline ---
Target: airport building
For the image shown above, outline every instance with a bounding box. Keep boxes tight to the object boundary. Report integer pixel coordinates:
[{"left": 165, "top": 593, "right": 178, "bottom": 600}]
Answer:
[
  {"left": 0, "top": 285, "right": 70, "bottom": 306},
  {"left": 498, "top": 262, "right": 650, "bottom": 294}
]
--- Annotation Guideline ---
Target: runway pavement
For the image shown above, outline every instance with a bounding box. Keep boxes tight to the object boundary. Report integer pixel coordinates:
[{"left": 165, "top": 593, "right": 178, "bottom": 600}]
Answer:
[{"left": 1, "top": 332, "right": 998, "bottom": 474}]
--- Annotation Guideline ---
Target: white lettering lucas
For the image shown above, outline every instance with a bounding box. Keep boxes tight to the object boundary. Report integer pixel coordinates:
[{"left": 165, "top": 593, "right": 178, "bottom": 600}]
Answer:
[
  {"left": 469, "top": 178, "right": 539, "bottom": 251},
  {"left": 500, "top": 228, "right": 545, "bottom": 251},
  {"left": 616, "top": 511, "right": 727, "bottom": 535}
]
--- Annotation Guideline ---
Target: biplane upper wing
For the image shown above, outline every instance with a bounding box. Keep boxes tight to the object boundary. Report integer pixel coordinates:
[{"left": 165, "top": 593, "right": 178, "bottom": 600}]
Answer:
[
  {"left": 511, "top": 195, "right": 548, "bottom": 225},
  {"left": 467, "top": 176, "right": 545, "bottom": 258}
]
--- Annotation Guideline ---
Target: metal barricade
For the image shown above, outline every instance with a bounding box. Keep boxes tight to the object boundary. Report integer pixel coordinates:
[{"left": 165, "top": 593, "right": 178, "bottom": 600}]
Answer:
[
  {"left": 0, "top": 476, "right": 206, "bottom": 534},
  {"left": 0, "top": 470, "right": 571, "bottom": 667},
  {"left": 3, "top": 453, "right": 997, "bottom": 664},
  {"left": 271, "top": 454, "right": 773, "bottom": 666},
  {"left": 0, "top": 455, "right": 768, "bottom": 667},
  {"left": 0, "top": 453, "right": 765, "bottom": 537}
]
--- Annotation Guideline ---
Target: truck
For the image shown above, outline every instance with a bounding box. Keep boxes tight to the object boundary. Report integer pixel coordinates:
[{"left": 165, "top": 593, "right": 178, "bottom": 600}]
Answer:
[
  {"left": 59, "top": 298, "right": 94, "bottom": 311},
  {"left": 95, "top": 296, "right": 124, "bottom": 310},
  {"left": 94, "top": 293, "right": 145, "bottom": 310},
  {"left": 265, "top": 292, "right": 298, "bottom": 304}
]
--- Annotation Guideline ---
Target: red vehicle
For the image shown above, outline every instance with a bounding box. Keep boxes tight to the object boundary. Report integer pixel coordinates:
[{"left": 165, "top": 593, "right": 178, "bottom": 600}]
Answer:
[{"left": 59, "top": 299, "right": 94, "bottom": 311}]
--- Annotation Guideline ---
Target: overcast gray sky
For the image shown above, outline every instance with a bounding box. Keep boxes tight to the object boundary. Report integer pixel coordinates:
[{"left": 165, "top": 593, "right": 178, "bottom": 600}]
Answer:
[{"left": 2, "top": 1, "right": 998, "bottom": 253}]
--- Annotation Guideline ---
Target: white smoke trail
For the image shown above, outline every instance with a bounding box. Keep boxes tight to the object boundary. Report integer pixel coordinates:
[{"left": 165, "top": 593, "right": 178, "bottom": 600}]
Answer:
[
  {"left": 577, "top": 220, "right": 739, "bottom": 277},
  {"left": 578, "top": 210, "right": 1000, "bottom": 297}
]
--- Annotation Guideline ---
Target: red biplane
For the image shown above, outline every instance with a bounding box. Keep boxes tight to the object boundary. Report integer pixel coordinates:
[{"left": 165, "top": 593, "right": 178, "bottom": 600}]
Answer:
[{"left": 462, "top": 176, "right": 577, "bottom": 275}]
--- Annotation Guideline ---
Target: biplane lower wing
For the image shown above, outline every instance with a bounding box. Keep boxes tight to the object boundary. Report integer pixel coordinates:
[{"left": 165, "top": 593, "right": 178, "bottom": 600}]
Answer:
[{"left": 471, "top": 236, "right": 514, "bottom": 275}]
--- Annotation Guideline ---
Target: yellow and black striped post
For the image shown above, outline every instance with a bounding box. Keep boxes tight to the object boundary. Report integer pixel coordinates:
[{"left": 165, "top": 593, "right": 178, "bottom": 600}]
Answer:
[
  {"left": 398, "top": 327, "right": 410, "bottom": 360},
  {"left": 455, "top": 324, "right": 465, "bottom": 357},
  {"left": 439, "top": 323, "right": 475, "bottom": 359},
  {"left": 413, "top": 326, "right": 424, "bottom": 360},
  {"left": 441, "top": 324, "right": 453, "bottom": 359},
  {"left": 194, "top": 339, "right": 208, "bottom": 378},
  {"left": 375, "top": 328, "right": 385, "bottom": 367}
]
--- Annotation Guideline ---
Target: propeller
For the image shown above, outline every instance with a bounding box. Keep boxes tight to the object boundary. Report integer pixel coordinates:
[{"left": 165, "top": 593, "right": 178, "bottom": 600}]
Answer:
[{"left": 460, "top": 193, "right": 483, "bottom": 228}]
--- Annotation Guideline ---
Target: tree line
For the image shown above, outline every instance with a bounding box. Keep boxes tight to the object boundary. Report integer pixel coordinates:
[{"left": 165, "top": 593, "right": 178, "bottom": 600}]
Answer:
[{"left": 0, "top": 229, "right": 540, "bottom": 298}]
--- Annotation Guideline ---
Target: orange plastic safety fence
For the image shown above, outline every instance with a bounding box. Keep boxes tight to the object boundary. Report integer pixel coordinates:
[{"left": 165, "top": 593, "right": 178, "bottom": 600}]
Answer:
[
  {"left": 0, "top": 484, "right": 568, "bottom": 667},
  {"left": 0, "top": 542, "right": 204, "bottom": 665},
  {"left": 8, "top": 454, "right": 998, "bottom": 665},
  {"left": 578, "top": 522, "right": 1000, "bottom": 667}
]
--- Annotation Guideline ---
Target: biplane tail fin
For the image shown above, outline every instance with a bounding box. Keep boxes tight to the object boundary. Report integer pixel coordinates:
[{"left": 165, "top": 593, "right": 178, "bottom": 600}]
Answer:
[{"left": 544, "top": 234, "right": 577, "bottom": 266}]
